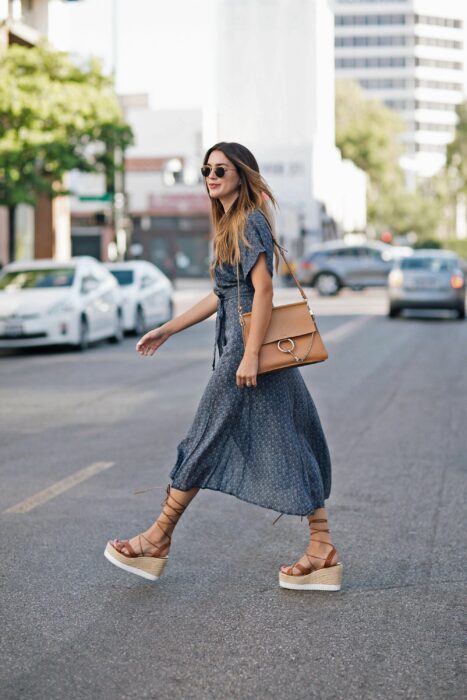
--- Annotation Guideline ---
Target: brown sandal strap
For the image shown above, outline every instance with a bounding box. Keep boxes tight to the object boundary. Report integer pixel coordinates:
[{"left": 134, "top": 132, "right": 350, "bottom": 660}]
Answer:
[
  {"left": 140, "top": 532, "right": 169, "bottom": 558},
  {"left": 115, "top": 539, "right": 137, "bottom": 557},
  {"left": 283, "top": 561, "right": 313, "bottom": 576},
  {"left": 324, "top": 546, "right": 337, "bottom": 567},
  {"left": 294, "top": 562, "right": 314, "bottom": 575},
  {"left": 282, "top": 514, "right": 338, "bottom": 576},
  {"left": 152, "top": 484, "right": 188, "bottom": 540}
]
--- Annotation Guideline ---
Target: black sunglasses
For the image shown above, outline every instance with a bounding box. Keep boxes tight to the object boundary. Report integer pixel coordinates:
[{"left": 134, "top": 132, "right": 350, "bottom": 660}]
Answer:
[{"left": 200, "top": 165, "right": 233, "bottom": 178}]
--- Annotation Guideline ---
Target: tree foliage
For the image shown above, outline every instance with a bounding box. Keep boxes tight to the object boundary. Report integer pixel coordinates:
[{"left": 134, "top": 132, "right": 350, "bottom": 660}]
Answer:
[
  {"left": 335, "top": 79, "right": 404, "bottom": 189},
  {"left": 0, "top": 42, "right": 134, "bottom": 207},
  {"left": 446, "top": 101, "right": 467, "bottom": 194},
  {"left": 335, "top": 79, "right": 439, "bottom": 238}
]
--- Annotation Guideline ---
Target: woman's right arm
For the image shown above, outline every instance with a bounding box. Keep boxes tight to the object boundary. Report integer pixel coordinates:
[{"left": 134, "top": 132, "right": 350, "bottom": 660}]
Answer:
[{"left": 136, "top": 291, "right": 218, "bottom": 357}]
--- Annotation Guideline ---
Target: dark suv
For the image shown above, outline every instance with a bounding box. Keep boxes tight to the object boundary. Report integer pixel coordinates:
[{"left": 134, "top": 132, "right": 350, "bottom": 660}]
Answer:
[{"left": 296, "top": 241, "right": 408, "bottom": 296}]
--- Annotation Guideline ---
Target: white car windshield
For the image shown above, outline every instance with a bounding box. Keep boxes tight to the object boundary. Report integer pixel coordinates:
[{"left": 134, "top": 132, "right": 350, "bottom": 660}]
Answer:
[{"left": 0, "top": 268, "right": 75, "bottom": 291}]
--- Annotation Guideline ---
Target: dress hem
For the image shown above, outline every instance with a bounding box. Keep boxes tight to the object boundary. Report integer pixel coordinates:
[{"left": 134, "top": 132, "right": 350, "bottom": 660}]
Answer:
[{"left": 170, "top": 479, "right": 326, "bottom": 518}]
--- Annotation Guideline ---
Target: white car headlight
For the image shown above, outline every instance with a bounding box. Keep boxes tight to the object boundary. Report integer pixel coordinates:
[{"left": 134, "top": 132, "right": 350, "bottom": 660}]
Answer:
[{"left": 48, "top": 300, "right": 75, "bottom": 315}]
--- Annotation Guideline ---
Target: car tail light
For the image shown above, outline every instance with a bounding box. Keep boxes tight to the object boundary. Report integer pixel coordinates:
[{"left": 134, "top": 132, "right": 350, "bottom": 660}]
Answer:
[
  {"left": 301, "top": 260, "right": 316, "bottom": 270},
  {"left": 451, "top": 275, "right": 464, "bottom": 289},
  {"left": 388, "top": 269, "right": 403, "bottom": 288}
]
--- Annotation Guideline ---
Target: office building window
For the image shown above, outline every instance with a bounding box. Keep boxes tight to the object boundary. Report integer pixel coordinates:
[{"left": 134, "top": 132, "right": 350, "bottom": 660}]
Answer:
[
  {"left": 337, "top": 56, "right": 409, "bottom": 68},
  {"left": 384, "top": 99, "right": 415, "bottom": 110},
  {"left": 336, "top": 35, "right": 410, "bottom": 47},
  {"left": 416, "top": 15, "right": 462, "bottom": 29},
  {"left": 416, "top": 58, "right": 463, "bottom": 71},
  {"left": 415, "top": 36, "right": 463, "bottom": 50},
  {"left": 416, "top": 101, "right": 459, "bottom": 112},
  {"left": 360, "top": 78, "right": 409, "bottom": 89},
  {"left": 336, "top": 1, "right": 408, "bottom": 4},
  {"left": 416, "top": 122, "right": 455, "bottom": 133},
  {"left": 416, "top": 79, "right": 463, "bottom": 91},
  {"left": 416, "top": 143, "right": 447, "bottom": 153},
  {"left": 336, "top": 14, "right": 409, "bottom": 26}
]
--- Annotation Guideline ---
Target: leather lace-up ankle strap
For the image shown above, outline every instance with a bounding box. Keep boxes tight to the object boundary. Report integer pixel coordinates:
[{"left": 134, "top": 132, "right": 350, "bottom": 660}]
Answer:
[
  {"left": 152, "top": 484, "right": 188, "bottom": 543},
  {"left": 281, "top": 515, "right": 337, "bottom": 577}
]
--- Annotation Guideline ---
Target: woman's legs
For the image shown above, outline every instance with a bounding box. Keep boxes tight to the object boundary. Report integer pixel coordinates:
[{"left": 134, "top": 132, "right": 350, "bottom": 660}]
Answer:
[
  {"left": 112, "top": 486, "right": 199, "bottom": 557},
  {"left": 280, "top": 505, "right": 339, "bottom": 575}
]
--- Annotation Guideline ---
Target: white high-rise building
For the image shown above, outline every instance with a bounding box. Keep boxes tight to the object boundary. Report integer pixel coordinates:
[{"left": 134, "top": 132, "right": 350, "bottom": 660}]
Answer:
[
  {"left": 334, "top": 0, "right": 465, "bottom": 181},
  {"left": 207, "top": 0, "right": 367, "bottom": 250}
]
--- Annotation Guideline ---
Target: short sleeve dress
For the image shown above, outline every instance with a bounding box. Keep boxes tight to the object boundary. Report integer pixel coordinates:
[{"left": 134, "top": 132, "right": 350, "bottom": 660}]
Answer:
[{"left": 169, "top": 209, "right": 331, "bottom": 517}]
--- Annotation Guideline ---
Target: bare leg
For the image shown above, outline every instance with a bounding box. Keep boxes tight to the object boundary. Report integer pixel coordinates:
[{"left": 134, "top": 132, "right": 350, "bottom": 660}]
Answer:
[
  {"left": 280, "top": 506, "right": 339, "bottom": 575},
  {"left": 112, "top": 486, "right": 199, "bottom": 557}
]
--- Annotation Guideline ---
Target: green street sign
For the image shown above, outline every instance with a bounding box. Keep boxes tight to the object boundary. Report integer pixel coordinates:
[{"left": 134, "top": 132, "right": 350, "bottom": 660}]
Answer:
[{"left": 78, "top": 193, "right": 113, "bottom": 202}]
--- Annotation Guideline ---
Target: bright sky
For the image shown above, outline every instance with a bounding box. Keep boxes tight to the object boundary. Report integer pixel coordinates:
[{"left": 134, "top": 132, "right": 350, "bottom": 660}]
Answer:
[
  {"left": 65, "top": 0, "right": 467, "bottom": 104},
  {"left": 66, "top": 0, "right": 215, "bottom": 109}
]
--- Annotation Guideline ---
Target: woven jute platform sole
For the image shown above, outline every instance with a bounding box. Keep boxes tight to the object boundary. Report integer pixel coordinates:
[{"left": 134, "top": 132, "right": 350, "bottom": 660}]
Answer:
[
  {"left": 279, "top": 562, "right": 343, "bottom": 591},
  {"left": 104, "top": 542, "right": 168, "bottom": 581}
]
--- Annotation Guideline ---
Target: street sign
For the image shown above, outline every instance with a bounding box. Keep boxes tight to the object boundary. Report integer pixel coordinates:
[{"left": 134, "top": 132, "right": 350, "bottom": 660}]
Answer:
[{"left": 78, "top": 193, "right": 113, "bottom": 202}]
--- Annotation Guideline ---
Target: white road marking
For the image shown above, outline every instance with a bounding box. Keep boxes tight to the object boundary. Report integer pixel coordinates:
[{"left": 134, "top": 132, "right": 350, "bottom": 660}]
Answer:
[
  {"left": 322, "top": 315, "right": 373, "bottom": 343},
  {"left": 3, "top": 461, "right": 114, "bottom": 514}
]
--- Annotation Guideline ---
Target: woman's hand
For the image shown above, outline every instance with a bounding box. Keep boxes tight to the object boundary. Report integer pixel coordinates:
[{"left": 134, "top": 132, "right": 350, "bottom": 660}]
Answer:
[
  {"left": 136, "top": 325, "right": 171, "bottom": 357},
  {"left": 236, "top": 352, "right": 259, "bottom": 387}
]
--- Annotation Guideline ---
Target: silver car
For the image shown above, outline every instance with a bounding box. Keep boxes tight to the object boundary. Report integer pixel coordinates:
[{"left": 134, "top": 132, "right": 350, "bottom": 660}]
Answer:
[
  {"left": 296, "top": 241, "right": 410, "bottom": 296},
  {"left": 387, "top": 250, "right": 466, "bottom": 319}
]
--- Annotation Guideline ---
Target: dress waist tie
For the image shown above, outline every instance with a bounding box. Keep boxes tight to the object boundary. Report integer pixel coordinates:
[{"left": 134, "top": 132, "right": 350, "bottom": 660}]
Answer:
[{"left": 212, "top": 288, "right": 254, "bottom": 371}]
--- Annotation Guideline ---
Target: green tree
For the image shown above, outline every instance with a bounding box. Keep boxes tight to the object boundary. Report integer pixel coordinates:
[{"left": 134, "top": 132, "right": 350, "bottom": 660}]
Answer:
[
  {"left": 446, "top": 101, "right": 467, "bottom": 194},
  {"left": 335, "top": 79, "right": 439, "bottom": 238},
  {"left": 0, "top": 42, "right": 133, "bottom": 208},
  {"left": 336, "top": 79, "right": 404, "bottom": 187}
]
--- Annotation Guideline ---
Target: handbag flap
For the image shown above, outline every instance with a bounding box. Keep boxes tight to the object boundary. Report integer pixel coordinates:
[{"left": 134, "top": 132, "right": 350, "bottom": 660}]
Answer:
[{"left": 242, "top": 300, "right": 316, "bottom": 344}]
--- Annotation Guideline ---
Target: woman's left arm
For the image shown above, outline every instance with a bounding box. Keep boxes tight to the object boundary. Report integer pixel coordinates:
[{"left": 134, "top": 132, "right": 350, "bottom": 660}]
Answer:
[{"left": 236, "top": 252, "right": 273, "bottom": 388}]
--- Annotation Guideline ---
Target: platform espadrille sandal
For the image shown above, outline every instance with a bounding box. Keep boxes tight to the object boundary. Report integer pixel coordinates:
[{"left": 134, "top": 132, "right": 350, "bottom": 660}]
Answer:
[
  {"left": 104, "top": 485, "right": 187, "bottom": 582},
  {"left": 279, "top": 517, "right": 343, "bottom": 591}
]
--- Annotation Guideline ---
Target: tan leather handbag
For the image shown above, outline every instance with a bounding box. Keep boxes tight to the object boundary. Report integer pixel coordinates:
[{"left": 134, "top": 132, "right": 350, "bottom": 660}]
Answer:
[{"left": 236, "top": 243, "right": 328, "bottom": 375}]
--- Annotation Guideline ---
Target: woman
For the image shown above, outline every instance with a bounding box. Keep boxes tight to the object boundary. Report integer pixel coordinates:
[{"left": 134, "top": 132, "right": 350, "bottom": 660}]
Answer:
[{"left": 105, "top": 142, "right": 343, "bottom": 591}]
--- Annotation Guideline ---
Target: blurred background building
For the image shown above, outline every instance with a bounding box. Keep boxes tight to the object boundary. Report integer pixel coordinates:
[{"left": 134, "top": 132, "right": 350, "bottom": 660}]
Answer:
[
  {"left": 334, "top": 0, "right": 465, "bottom": 185},
  {"left": 208, "top": 0, "right": 367, "bottom": 262},
  {"left": 65, "top": 0, "right": 368, "bottom": 273},
  {"left": 70, "top": 97, "right": 210, "bottom": 277}
]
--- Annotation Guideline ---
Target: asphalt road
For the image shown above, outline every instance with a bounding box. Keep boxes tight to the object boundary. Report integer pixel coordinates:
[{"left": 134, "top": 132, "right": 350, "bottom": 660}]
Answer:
[{"left": 1, "top": 288, "right": 465, "bottom": 700}]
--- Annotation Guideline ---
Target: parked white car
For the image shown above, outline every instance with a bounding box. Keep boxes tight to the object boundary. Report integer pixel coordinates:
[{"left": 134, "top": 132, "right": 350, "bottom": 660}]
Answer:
[
  {"left": 0, "top": 257, "right": 124, "bottom": 350},
  {"left": 105, "top": 261, "right": 174, "bottom": 334}
]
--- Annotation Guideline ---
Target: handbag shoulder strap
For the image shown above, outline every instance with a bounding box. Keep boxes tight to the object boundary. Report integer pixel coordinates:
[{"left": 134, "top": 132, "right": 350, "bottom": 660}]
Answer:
[
  {"left": 272, "top": 240, "right": 308, "bottom": 301},
  {"left": 256, "top": 210, "right": 308, "bottom": 301}
]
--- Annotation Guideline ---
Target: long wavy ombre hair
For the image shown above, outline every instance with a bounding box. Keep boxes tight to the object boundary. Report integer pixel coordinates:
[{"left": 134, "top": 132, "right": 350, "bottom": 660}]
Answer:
[{"left": 205, "top": 142, "right": 281, "bottom": 280}]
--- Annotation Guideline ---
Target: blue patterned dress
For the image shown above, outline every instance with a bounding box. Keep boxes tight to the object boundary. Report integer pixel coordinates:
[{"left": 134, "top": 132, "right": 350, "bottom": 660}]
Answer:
[{"left": 169, "top": 209, "right": 331, "bottom": 516}]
